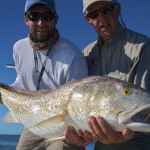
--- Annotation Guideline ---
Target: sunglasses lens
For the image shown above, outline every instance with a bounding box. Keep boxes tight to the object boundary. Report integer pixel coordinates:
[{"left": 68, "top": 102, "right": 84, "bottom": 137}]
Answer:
[
  {"left": 86, "top": 4, "right": 116, "bottom": 19},
  {"left": 26, "top": 12, "right": 55, "bottom": 22},
  {"left": 101, "top": 6, "right": 115, "bottom": 14},
  {"left": 87, "top": 10, "right": 99, "bottom": 19},
  {"left": 27, "top": 12, "right": 39, "bottom": 21},
  {"left": 42, "top": 12, "right": 55, "bottom": 21}
]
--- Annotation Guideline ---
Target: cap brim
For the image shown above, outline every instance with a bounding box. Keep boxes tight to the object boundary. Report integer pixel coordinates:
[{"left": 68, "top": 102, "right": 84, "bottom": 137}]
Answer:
[{"left": 83, "top": 0, "right": 116, "bottom": 12}]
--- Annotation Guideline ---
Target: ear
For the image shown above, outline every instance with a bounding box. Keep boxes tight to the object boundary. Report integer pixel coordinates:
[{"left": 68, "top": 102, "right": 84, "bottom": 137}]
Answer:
[
  {"left": 24, "top": 16, "right": 29, "bottom": 26},
  {"left": 54, "top": 16, "right": 59, "bottom": 25},
  {"left": 116, "top": 3, "right": 121, "bottom": 17},
  {"left": 84, "top": 15, "right": 93, "bottom": 26}
]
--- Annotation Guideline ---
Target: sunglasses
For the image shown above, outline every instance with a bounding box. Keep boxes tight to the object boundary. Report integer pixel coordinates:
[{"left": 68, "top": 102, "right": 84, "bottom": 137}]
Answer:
[
  {"left": 25, "top": 12, "right": 56, "bottom": 22},
  {"left": 86, "top": 3, "right": 117, "bottom": 19}
]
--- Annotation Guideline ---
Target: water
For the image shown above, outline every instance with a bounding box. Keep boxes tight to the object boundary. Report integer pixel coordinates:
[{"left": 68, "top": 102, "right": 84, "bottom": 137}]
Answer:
[
  {"left": 86, "top": 141, "right": 95, "bottom": 150},
  {"left": 0, "top": 134, "right": 95, "bottom": 150},
  {"left": 0, "top": 134, "right": 20, "bottom": 150}
]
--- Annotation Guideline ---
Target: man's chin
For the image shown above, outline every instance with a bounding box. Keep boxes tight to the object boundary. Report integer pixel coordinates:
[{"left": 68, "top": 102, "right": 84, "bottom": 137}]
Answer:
[
  {"left": 35, "top": 37, "right": 48, "bottom": 43},
  {"left": 101, "top": 33, "right": 112, "bottom": 41}
]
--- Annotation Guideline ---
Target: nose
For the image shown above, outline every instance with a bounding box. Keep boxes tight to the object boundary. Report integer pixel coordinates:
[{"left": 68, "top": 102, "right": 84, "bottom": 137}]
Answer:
[
  {"left": 97, "top": 12, "right": 108, "bottom": 23},
  {"left": 37, "top": 18, "right": 46, "bottom": 26},
  {"left": 98, "top": 11, "right": 107, "bottom": 19}
]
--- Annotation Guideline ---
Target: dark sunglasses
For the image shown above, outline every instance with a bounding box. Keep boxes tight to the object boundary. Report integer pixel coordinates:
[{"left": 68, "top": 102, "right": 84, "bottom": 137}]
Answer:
[
  {"left": 25, "top": 12, "right": 56, "bottom": 22},
  {"left": 86, "top": 3, "right": 117, "bottom": 19}
]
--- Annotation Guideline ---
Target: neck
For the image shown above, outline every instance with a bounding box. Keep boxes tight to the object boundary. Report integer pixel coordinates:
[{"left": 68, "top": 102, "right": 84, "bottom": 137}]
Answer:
[{"left": 29, "top": 28, "right": 60, "bottom": 51}]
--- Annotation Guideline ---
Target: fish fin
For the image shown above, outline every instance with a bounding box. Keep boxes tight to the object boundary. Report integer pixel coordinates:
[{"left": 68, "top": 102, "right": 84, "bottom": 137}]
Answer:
[
  {"left": 2, "top": 112, "right": 20, "bottom": 124},
  {"left": 32, "top": 110, "right": 67, "bottom": 128},
  {"left": 47, "top": 136, "right": 65, "bottom": 142}
]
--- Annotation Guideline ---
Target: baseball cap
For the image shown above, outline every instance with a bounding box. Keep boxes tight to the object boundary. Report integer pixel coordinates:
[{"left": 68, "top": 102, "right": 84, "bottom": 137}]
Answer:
[
  {"left": 25, "top": 0, "right": 56, "bottom": 13},
  {"left": 83, "top": 0, "right": 117, "bottom": 12}
]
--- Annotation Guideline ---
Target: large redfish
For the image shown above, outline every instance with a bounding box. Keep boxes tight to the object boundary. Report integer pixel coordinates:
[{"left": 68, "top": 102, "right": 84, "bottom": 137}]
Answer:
[{"left": 1, "top": 76, "right": 150, "bottom": 140}]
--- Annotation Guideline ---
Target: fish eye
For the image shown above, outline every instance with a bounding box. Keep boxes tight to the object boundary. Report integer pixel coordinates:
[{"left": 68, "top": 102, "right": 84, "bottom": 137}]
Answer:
[{"left": 122, "top": 90, "right": 131, "bottom": 96}]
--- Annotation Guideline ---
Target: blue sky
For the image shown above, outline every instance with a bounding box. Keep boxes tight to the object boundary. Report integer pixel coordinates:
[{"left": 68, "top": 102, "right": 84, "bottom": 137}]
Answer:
[{"left": 0, "top": 0, "right": 150, "bottom": 135}]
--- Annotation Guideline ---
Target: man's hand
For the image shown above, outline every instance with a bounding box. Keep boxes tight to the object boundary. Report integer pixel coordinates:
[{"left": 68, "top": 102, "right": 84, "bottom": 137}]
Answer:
[
  {"left": 85, "top": 116, "right": 135, "bottom": 144},
  {"left": 65, "top": 126, "right": 93, "bottom": 147},
  {"left": 65, "top": 116, "right": 134, "bottom": 146}
]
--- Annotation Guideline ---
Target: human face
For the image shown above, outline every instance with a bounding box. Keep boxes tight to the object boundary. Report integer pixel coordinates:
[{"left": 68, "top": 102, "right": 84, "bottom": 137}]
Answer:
[
  {"left": 85, "top": 2, "right": 120, "bottom": 42},
  {"left": 24, "top": 5, "right": 58, "bottom": 43}
]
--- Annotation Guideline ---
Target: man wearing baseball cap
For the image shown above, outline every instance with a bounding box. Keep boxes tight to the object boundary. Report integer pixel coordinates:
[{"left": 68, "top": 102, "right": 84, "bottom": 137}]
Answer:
[
  {"left": 65, "top": 0, "right": 150, "bottom": 150},
  {"left": 12, "top": 0, "right": 88, "bottom": 150}
]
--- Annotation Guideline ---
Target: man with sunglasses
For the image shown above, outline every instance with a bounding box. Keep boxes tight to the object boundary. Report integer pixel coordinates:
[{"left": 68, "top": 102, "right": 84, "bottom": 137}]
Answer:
[
  {"left": 11, "top": 0, "right": 88, "bottom": 150},
  {"left": 65, "top": 0, "right": 150, "bottom": 150}
]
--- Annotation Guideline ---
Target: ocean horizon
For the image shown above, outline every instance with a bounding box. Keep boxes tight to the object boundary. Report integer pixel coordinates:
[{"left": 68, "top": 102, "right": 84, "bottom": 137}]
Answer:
[{"left": 0, "top": 134, "right": 95, "bottom": 150}]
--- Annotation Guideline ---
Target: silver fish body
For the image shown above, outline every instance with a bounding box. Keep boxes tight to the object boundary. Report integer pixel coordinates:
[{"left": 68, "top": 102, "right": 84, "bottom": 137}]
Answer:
[{"left": 1, "top": 76, "right": 150, "bottom": 140}]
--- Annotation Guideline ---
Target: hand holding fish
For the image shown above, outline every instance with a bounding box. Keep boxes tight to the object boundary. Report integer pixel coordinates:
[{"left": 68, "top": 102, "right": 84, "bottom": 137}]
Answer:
[
  {"left": 64, "top": 116, "right": 135, "bottom": 146},
  {"left": 65, "top": 126, "right": 93, "bottom": 147},
  {"left": 86, "top": 116, "right": 135, "bottom": 144}
]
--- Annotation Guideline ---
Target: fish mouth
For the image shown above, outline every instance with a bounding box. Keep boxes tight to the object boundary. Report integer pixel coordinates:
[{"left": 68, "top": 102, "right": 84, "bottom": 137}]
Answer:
[
  {"left": 132, "top": 108, "right": 150, "bottom": 124},
  {"left": 118, "top": 105, "right": 150, "bottom": 126}
]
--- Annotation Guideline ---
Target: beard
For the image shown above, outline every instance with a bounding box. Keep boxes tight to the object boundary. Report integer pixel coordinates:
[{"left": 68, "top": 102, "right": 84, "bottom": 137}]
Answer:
[
  {"left": 28, "top": 28, "right": 59, "bottom": 50},
  {"left": 29, "top": 28, "right": 54, "bottom": 43}
]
